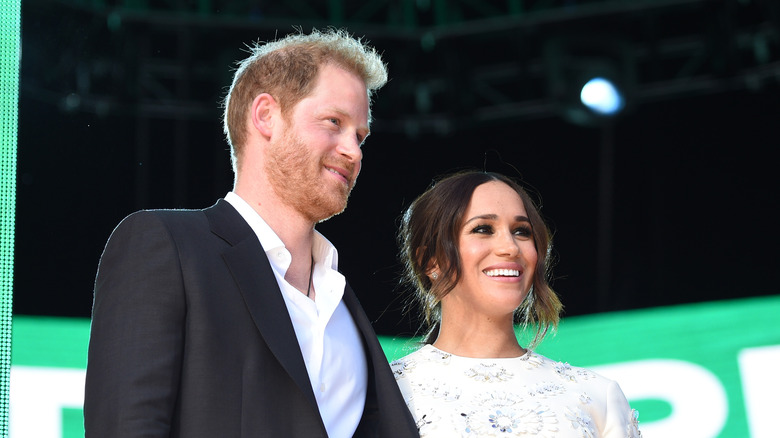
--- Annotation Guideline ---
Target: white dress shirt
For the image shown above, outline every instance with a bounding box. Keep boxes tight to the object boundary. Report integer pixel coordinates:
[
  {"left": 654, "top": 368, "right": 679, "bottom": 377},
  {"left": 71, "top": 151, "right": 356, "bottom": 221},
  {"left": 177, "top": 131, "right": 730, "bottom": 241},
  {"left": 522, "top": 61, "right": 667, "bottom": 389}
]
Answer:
[{"left": 225, "top": 192, "right": 368, "bottom": 438}]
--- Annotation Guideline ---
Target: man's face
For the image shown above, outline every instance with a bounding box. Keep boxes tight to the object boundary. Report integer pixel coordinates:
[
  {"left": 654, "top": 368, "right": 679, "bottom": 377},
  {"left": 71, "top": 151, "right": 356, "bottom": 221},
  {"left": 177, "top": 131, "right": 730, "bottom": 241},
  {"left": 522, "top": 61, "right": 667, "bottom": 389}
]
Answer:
[{"left": 265, "top": 64, "right": 370, "bottom": 223}]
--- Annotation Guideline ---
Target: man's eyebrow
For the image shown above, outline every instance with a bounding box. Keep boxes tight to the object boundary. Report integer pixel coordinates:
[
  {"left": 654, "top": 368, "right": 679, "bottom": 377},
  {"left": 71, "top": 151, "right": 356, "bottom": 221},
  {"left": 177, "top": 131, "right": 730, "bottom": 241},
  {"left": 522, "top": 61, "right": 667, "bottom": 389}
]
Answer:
[{"left": 327, "top": 107, "right": 370, "bottom": 129}]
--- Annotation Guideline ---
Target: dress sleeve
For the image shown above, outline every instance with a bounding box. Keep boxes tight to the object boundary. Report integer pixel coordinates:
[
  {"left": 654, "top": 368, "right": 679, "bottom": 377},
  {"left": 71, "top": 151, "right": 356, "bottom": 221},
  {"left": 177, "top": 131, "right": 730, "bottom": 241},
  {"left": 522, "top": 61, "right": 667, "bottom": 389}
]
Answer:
[
  {"left": 84, "top": 211, "right": 186, "bottom": 438},
  {"left": 602, "top": 379, "right": 642, "bottom": 438}
]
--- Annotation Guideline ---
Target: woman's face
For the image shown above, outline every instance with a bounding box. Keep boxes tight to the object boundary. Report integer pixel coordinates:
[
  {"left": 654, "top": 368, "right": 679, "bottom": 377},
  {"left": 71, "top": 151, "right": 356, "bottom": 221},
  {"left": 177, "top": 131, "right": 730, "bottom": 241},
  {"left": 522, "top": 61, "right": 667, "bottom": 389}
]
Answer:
[{"left": 441, "top": 181, "right": 538, "bottom": 320}]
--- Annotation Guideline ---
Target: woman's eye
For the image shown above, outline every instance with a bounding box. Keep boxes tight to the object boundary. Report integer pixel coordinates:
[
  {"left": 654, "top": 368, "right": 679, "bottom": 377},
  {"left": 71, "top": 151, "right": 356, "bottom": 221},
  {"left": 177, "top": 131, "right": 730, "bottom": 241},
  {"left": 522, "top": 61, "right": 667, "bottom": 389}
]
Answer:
[
  {"left": 514, "top": 226, "right": 532, "bottom": 236},
  {"left": 471, "top": 225, "right": 493, "bottom": 234}
]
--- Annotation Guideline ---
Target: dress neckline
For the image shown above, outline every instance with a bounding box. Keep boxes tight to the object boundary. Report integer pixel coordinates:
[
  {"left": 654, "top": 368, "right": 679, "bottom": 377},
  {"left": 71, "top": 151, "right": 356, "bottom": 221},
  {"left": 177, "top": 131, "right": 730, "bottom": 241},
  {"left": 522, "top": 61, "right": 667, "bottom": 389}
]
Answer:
[{"left": 423, "top": 343, "right": 532, "bottom": 361}]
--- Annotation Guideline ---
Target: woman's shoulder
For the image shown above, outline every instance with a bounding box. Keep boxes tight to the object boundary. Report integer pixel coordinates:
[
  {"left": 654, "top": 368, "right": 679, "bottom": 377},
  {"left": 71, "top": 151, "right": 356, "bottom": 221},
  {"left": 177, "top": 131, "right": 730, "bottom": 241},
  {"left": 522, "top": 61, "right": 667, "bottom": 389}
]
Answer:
[
  {"left": 390, "top": 344, "right": 441, "bottom": 371},
  {"left": 532, "top": 353, "right": 624, "bottom": 388}
]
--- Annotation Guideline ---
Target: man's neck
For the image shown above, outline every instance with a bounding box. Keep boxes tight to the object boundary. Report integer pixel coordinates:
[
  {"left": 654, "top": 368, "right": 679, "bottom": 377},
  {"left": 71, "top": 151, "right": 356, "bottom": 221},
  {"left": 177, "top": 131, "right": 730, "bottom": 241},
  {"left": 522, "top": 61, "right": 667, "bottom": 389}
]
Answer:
[{"left": 234, "top": 183, "right": 317, "bottom": 292}]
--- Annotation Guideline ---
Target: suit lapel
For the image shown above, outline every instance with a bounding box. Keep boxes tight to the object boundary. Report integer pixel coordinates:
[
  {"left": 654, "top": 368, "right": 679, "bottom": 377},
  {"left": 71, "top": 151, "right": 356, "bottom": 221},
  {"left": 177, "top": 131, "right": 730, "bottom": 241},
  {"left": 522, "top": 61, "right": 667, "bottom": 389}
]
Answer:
[
  {"left": 342, "top": 284, "right": 379, "bottom": 354},
  {"left": 204, "top": 200, "right": 319, "bottom": 411},
  {"left": 343, "top": 284, "right": 421, "bottom": 437}
]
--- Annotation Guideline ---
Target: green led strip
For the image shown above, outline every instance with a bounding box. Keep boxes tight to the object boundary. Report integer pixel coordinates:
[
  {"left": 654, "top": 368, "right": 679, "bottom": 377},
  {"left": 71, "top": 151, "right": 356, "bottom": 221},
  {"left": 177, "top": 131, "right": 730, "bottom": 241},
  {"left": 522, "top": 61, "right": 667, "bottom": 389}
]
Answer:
[{"left": 0, "top": 0, "right": 20, "bottom": 434}]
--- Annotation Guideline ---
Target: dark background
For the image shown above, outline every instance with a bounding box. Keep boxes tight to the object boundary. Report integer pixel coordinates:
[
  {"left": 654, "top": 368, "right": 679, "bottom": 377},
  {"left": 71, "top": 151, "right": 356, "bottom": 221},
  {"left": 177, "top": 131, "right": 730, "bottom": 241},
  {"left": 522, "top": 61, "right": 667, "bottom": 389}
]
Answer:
[{"left": 14, "top": 0, "right": 779, "bottom": 336}]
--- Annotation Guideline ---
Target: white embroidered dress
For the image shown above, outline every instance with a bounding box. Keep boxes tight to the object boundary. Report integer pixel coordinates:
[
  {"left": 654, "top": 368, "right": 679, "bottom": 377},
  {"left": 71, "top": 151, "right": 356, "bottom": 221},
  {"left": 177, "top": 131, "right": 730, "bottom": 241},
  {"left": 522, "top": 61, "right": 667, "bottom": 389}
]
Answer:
[{"left": 391, "top": 344, "right": 641, "bottom": 438}]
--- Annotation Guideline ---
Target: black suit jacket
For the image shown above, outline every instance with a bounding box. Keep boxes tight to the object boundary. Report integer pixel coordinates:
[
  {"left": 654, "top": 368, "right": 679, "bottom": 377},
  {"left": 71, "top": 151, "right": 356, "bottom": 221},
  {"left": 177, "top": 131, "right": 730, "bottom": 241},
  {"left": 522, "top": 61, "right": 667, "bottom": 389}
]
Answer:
[{"left": 84, "top": 199, "right": 419, "bottom": 438}]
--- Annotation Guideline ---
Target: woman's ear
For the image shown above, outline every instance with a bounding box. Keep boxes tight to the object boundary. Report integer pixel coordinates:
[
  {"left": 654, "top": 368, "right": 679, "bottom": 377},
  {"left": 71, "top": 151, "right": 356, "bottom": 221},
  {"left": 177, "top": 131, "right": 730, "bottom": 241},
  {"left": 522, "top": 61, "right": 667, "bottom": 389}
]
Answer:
[
  {"left": 425, "top": 259, "right": 440, "bottom": 281},
  {"left": 250, "top": 93, "right": 278, "bottom": 138},
  {"left": 415, "top": 246, "right": 439, "bottom": 280}
]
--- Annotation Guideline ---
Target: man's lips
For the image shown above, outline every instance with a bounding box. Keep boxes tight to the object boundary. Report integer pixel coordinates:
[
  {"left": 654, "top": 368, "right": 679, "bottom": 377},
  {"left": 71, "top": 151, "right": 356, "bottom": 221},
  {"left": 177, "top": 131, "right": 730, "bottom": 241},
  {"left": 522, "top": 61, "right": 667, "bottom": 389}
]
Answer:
[{"left": 325, "top": 165, "right": 352, "bottom": 184}]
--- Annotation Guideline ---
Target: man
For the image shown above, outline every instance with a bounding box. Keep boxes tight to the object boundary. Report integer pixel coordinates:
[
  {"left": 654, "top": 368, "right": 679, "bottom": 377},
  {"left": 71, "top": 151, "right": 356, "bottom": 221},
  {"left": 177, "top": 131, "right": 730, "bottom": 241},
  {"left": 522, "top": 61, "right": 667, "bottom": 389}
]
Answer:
[{"left": 84, "top": 29, "right": 419, "bottom": 438}]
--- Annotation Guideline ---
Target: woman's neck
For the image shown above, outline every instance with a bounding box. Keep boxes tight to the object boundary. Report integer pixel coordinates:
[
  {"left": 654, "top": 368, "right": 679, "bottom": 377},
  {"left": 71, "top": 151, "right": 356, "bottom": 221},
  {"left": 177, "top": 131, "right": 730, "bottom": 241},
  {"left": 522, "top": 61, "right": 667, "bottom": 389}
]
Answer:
[{"left": 433, "top": 315, "right": 526, "bottom": 358}]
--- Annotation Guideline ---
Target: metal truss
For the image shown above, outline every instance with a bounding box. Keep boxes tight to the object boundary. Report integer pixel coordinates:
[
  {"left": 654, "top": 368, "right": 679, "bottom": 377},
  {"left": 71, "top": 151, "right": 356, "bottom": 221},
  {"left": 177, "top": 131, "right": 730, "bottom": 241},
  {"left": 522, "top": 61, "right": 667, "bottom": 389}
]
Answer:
[{"left": 23, "top": 0, "right": 780, "bottom": 134}]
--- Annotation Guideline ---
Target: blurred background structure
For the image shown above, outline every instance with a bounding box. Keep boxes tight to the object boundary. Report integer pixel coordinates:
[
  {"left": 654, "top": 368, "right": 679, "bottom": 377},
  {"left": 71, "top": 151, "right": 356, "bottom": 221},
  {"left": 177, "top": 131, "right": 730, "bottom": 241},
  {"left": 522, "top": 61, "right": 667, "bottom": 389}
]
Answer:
[
  {"left": 16, "top": 0, "right": 779, "bottom": 332},
  {"left": 9, "top": 2, "right": 780, "bottom": 436}
]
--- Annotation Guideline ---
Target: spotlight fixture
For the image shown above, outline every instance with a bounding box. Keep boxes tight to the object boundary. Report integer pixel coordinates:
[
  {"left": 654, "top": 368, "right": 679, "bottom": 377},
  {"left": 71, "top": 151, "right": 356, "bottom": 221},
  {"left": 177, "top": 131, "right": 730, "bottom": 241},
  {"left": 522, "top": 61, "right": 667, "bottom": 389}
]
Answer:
[
  {"left": 545, "top": 37, "right": 635, "bottom": 126},
  {"left": 580, "top": 77, "right": 625, "bottom": 116}
]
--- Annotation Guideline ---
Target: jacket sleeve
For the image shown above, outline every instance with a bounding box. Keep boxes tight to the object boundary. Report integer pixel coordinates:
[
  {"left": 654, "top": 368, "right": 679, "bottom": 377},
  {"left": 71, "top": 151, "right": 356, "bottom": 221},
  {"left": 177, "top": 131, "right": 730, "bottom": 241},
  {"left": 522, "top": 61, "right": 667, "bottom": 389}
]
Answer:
[{"left": 84, "top": 211, "right": 186, "bottom": 437}]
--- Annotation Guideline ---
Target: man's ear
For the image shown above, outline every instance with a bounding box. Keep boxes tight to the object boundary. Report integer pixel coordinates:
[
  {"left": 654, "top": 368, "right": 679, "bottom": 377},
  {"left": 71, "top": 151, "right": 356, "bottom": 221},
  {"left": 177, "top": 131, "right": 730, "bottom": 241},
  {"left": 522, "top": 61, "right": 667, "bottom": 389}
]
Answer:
[{"left": 250, "top": 93, "right": 278, "bottom": 138}]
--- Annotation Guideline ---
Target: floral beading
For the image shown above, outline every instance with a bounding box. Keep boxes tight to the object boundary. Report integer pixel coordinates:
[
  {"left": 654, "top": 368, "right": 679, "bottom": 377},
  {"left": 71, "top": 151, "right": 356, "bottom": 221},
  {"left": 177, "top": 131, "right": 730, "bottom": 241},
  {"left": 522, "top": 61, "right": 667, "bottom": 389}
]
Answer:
[
  {"left": 626, "top": 409, "right": 643, "bottom": 438},
  {"left": 425, "top": 347, "right": 452, "bottom": 364},
  {"left": 413, "top": 408, "right": 439, "bottom": 436},
  {"left": 391, "top": 358, "right": 416, "bottom": 379},
  {"left": 462, "top": 394, "right": 559, "bottom": 436},
  {"left": 518, "top": 352, "right": 544, "bottom": 369},
  {"left": 407, "top": 376, "right": 461, "bottom": 402},
  {"left": 565, "top": 407, "right": 596, "bottom": 438},
  {"left": 526, "top": 382, "right": 566, "bottom": 398},
  {"left": 465, "top": 363, "right": 515, "bottom": 382},
  {"left": 393, "top": 345, "right": 641, "bottom": 437},
  {"left": 554, "top": 362, "right": 595, "bottom": 383}
]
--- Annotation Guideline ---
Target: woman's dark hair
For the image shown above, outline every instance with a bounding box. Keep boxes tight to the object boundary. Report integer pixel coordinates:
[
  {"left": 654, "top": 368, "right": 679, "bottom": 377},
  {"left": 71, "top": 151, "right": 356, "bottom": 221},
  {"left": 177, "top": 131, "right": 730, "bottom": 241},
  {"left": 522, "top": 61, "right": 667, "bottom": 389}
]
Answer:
[{"left": 398, "top": 170, "right": 563, "bottom": 348}]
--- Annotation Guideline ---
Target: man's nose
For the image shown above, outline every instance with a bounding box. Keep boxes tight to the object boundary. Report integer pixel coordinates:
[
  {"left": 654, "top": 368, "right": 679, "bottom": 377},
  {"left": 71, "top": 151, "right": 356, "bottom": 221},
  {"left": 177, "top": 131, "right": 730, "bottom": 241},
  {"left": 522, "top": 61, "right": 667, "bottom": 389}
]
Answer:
[{"left": 337, "top": 134, "right": 363, "bottom": 163}]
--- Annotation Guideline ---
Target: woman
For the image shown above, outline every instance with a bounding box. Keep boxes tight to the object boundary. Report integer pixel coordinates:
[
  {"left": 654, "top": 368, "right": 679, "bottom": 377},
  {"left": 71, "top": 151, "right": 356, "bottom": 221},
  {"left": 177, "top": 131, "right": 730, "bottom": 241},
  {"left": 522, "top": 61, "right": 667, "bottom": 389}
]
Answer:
[{"left": 391, "top": 171, "right": 641, "bottom": 437}]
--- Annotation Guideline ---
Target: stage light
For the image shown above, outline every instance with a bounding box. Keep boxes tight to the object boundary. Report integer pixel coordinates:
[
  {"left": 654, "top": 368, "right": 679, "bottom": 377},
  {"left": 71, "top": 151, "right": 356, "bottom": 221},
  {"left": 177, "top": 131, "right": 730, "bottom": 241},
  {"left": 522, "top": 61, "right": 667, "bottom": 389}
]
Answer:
[
  {"left": 580, "top": 77, "right": 625, "bottom": 116},
  {"left": 545, "top": 37, "right": 635, "bottom": 127}
]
